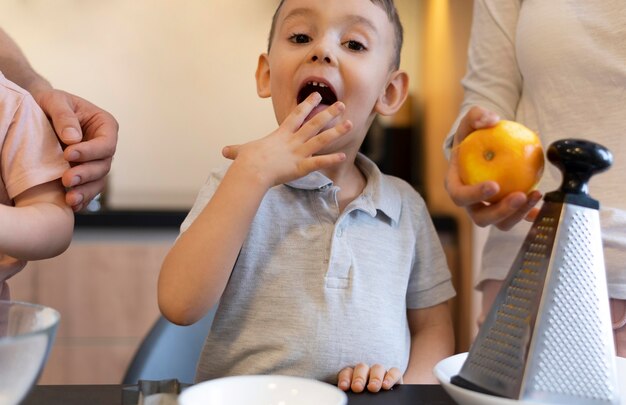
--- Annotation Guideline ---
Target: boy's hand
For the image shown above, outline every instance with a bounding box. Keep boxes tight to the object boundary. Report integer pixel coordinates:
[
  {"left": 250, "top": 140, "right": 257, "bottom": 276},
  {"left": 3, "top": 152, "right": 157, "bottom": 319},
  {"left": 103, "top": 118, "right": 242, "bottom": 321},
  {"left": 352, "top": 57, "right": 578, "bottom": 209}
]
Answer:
[
  {"left": 337, "top": 364, "right": 403, "bottom": 393},
  {"left": 445, "top": 106, "right": 541, "bottom": 231},
  {"left": 222, "top": 92, "right": 351, "bottom": 188}
]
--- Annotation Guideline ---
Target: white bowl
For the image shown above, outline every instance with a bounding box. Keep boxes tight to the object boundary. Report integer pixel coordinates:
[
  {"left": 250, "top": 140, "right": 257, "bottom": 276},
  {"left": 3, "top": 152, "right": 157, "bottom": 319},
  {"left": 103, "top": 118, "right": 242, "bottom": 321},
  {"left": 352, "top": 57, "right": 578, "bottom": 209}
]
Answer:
[
  {"left": 434, "top": 352, "right": 626, "bottom": 405},
  {"left": 179, "top": 375, "right": 347, "bottom": 405},
  {"left": 0, "top": 300, "right": 60, "bottom": 405}
]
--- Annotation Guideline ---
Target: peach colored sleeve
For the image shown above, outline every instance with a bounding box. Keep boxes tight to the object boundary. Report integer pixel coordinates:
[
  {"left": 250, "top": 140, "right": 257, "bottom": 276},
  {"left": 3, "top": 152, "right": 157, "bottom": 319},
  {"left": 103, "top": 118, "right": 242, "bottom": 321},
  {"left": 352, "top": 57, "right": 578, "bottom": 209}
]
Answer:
[{"left": 0, "top": 80, "right": 68, "bottom": 201}]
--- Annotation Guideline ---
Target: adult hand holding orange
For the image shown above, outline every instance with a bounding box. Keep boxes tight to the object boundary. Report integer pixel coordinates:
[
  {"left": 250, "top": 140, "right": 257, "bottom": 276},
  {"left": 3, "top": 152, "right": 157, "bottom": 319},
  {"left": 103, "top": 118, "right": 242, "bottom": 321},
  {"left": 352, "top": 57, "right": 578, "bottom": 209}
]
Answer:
[
  {"left": 457, "top": 120, "right": 544, "bottom": 203},
  {"left": 446, "top": 107, "right": 544, "bottom": 231}
]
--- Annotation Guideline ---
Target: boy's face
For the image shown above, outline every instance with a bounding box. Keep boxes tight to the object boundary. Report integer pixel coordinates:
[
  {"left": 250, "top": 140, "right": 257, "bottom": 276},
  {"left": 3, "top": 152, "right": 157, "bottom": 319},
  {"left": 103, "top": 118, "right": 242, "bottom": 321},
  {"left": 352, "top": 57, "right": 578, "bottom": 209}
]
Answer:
[{"left": 256, "top": 0, "right": 404, "bottom": 152}]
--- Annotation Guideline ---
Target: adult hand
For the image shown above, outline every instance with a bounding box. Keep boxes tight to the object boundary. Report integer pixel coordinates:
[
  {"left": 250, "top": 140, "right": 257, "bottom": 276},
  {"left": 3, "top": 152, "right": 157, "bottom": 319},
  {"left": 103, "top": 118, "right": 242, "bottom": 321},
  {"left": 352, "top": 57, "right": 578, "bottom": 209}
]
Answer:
[
  {"left": 337, "top": 363, "right": 402, "bottom": 393},
  {"left": 445, "top": 106, "right": 541, "bottom": 231},
  {"left": 33, "top": 88, "right": 118, "bottom": 212}
]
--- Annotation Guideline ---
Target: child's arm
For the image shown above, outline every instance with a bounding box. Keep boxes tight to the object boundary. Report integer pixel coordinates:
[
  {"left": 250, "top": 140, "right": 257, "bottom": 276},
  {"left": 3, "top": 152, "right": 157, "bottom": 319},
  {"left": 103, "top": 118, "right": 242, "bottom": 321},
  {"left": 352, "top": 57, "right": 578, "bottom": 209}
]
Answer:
[
  {"left": 403, "top": 302, "right": 455, "bottom": 383},
  {"left": 158, "top": 94, "right": 351, "bottom": 326},
  {"left": 0, "top": 179, "right": 73, "bottom": 260}
]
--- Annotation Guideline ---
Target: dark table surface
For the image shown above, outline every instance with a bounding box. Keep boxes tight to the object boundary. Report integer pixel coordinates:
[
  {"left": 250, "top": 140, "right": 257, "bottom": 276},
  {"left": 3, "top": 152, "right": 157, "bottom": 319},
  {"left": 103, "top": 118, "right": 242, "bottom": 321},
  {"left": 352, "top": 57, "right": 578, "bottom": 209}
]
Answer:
[{"left": 23, "top": 384, "right": 456, "bottom": 405}]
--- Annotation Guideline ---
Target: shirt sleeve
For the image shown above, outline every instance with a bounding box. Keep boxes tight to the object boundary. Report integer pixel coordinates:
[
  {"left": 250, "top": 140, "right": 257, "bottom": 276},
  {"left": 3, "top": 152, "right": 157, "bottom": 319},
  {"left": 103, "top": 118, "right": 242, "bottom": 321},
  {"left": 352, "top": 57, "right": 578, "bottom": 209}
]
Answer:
[
  {"left": 443, "top": 0, "right": 523, "bottom": 158},
  {"left": 405, "top": 197, "right": 456, "bottom": 309},
  {"left": 179, "top": 164, "right": 229, "bottom": 234},
  {"left": 1, "top": 88, "right": 68, "bottom": 199}
]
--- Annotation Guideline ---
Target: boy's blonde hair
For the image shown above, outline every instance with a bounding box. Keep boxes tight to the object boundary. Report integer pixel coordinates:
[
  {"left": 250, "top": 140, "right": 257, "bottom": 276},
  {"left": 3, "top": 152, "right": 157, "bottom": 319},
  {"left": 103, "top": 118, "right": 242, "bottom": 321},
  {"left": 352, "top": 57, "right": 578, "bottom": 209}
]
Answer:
[{"left": 267, "top": 0, "right": 404, "bottom": 69}]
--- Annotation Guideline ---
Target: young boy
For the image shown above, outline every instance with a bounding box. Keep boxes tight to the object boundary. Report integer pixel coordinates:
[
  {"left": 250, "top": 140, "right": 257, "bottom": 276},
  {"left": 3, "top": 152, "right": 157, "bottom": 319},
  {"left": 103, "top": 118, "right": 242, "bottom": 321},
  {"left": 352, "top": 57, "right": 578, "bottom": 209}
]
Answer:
[
  {"left": 0, "top": 72, "right": 74, "bottom": 300},
  {"left": 158, "top": 0, "right": 455, "bottom": 393}
]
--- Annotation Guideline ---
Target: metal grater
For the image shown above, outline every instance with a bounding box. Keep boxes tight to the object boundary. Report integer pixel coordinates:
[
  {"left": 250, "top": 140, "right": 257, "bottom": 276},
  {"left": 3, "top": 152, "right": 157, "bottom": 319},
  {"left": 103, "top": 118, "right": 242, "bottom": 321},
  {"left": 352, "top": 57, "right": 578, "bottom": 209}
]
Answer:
[{"left": 452, "top": 139, "right": 622, "bottom": 404}]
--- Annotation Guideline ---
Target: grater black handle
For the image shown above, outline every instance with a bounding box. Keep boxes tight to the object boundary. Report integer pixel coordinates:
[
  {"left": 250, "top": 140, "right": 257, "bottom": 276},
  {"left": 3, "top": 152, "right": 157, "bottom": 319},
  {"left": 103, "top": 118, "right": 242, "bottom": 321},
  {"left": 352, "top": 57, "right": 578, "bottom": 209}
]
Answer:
[{"left": 545, "top": 139, "right": 612, "bottom": 208}]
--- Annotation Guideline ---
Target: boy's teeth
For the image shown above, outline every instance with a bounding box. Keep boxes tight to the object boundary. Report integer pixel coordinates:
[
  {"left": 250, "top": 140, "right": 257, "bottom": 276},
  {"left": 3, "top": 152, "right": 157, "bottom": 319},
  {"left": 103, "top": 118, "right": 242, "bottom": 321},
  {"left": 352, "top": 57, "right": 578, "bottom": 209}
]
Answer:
[{"left": 309, "top": 81, "right": 327, "bottom": 88}]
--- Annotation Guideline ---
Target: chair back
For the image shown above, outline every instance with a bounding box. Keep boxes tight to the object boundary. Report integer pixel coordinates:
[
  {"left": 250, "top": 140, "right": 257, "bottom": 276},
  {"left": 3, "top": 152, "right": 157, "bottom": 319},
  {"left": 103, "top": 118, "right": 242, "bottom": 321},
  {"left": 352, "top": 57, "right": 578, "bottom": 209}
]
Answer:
[{"left": 123, "top": 308, "right": 216, "bottom": 384}]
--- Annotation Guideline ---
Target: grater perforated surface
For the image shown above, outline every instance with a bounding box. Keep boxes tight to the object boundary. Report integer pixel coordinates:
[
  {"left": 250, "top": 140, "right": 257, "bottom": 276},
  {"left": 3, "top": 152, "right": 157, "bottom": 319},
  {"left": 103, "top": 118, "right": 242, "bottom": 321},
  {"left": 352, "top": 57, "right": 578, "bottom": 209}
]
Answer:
[
  {"left": 524, "top": 207, "right": 618, "bottom": 402},
  {"left": 459, "top": 210, "right": 559, "bottom": 398}
]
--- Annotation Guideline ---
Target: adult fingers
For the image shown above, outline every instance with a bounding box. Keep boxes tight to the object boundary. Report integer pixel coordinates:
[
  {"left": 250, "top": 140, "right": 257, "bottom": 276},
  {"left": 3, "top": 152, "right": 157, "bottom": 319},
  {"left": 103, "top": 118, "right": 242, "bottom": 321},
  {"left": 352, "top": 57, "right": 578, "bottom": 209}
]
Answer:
[
  {"left": 454, "top": 106, "right": 499, "bottom": 147},
  {"left": 350, "top": 363, "right": 370, "bottom": 393},
  {"left": 337, "top": 367, "right": 354, "bottom": 392},
  {"left": 222, "top": 144, "right": 240, "bottom": 160},
  {"left": 467, "top": 191, "right": 539, "bottom": 228},
  {"left": 64, "top": 110, "right": 118, "bottom": 162},
  {"left": 495, "top": 190, "right": 542, "bottom": 230},
  {"left": 382, "top": 367, "right": 403, "bottom": 390},
  {"left": 37, "top": 90, "right": 84, "bottom": 145},
  {"left": 62, "top": 158, "right": 112, "bottom": 189},
  {"left": 65, "top": 177, "right": 107, "bottom": 212},
  {"left": 366, "top": 364, "right": 386, "bottom": 392},
  {"left": 445, "top": 133, "right": 499, "bottom": 207},
  {"left": 446, "top": 175, "right": 500, "bottom": 208}
]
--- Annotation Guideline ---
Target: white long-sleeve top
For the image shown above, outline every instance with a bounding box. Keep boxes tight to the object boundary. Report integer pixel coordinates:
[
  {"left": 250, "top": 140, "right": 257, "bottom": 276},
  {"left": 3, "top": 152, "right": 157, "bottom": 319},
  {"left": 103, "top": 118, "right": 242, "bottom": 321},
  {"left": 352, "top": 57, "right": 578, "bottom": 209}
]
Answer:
[{"left": 445, "top": 0, "right": 626, "bottom": 298}]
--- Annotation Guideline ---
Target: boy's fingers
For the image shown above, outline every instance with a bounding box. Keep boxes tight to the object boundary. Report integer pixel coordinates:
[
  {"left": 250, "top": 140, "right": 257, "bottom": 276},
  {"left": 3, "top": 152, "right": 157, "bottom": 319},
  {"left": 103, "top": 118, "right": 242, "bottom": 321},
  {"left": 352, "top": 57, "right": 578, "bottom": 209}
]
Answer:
[
  {"left": 382, "top": 367, "right": 403, "bottom": 390},
  {"left": 351, "top": 363, "right": 370, "bottom": 393},
  {"left": 301, "top": 120, "right": 352, "bottom": 157},
  {"left": 282, "top": 92, "right": 322, "bottom": 131},
  {"left": 299, "top": 153, "right": 346, "bottom": 174},
  {"left": 297, "top": 101, "right": 345, "bottom": 142},
  {"left": 366, "top": 364, "right": 386, "bottom": 392},
  {"left": 337, "top": 367, "right": 354, "bottom": 391}
]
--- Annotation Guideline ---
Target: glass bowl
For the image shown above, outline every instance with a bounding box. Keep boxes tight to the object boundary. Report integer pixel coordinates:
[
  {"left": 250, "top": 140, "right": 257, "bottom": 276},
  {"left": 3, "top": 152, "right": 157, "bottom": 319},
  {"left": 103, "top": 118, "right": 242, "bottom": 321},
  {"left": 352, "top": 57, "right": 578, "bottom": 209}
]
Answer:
[{"left": 0, "top": 300, "right": 60, "bottom": 405}]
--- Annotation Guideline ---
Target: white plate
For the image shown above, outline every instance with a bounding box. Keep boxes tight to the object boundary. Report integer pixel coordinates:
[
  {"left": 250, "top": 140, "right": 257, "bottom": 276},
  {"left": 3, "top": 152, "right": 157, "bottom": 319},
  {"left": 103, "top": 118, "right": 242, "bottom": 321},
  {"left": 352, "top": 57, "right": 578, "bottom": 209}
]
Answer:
[
  {"left": 178, "top": 375, "right": 347, "bottom": 405},
  {"left": 434, "top": 353, "right": 626, "bottom": 405}
]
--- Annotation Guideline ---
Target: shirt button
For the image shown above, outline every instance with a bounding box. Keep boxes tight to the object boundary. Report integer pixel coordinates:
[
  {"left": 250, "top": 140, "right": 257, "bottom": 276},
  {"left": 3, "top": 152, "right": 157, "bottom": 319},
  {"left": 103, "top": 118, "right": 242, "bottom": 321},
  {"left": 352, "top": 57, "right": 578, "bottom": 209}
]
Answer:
[{"left": 336, "top": 228, "right": 344, "bottom": 237}]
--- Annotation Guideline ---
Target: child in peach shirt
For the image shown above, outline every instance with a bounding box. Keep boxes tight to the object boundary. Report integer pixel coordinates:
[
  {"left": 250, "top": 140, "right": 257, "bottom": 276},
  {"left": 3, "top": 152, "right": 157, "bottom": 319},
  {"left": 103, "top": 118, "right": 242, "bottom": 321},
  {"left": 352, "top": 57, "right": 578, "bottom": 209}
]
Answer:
[{"left": 0, "top": 72, "right": 73, "bottom": 300}]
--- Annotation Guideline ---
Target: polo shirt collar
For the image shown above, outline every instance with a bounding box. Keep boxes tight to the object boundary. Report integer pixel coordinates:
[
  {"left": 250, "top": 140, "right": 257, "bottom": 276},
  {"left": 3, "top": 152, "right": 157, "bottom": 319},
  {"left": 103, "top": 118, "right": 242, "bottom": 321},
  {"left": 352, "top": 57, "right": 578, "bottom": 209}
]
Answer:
[{"left": 285, "top": 153, "right": 402, "bottom": 224}]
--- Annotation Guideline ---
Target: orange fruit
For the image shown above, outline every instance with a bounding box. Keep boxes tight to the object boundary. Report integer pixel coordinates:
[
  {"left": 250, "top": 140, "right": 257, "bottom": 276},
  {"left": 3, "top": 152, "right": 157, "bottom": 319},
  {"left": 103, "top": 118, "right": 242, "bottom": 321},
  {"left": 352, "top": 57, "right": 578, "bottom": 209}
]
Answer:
[{"left": 457, "top": 120, "right": 544, "bottom": 203}]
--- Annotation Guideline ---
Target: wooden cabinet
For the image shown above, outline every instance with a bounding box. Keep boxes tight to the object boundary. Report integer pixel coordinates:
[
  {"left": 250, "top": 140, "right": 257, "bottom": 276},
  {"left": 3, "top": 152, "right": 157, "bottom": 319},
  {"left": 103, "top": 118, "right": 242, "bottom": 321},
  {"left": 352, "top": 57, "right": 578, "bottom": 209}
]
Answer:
[{"left": 9, "top": 228, "right": 177, "bottom": 384}]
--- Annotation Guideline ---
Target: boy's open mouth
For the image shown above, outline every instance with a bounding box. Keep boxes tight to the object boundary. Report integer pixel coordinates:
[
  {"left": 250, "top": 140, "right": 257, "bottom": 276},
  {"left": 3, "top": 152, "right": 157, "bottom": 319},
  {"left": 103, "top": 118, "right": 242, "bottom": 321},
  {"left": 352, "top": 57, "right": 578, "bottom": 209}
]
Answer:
[{"left": 297, "top": 81, "right": 338, "bottom": 106}]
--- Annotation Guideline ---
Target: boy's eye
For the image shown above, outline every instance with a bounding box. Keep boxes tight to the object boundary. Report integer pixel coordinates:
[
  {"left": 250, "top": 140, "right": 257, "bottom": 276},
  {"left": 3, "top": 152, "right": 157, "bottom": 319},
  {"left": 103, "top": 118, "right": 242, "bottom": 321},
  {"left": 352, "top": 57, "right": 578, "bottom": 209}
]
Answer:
[
  {"left": 343, "top": 40, "right": 366, "bottom": 52},
  {"left": 289, "top": 33, "right": 311, "bottom": 44}
]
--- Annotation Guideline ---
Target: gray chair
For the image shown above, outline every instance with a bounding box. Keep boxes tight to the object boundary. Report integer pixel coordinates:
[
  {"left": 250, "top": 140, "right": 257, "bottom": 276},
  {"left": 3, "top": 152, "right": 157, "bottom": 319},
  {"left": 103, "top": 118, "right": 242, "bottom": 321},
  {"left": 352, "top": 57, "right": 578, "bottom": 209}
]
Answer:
[{"left": 122, "top": 308, "right": 216, "bottom": 384}]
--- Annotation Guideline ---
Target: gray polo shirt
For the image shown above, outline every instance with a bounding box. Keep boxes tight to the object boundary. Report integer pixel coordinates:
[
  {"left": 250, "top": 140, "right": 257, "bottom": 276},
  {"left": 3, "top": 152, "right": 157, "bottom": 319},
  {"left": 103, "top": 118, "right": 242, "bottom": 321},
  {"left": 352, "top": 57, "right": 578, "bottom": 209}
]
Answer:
[{"left": 182, "top": 154, "right": 456, "bottom": 384}]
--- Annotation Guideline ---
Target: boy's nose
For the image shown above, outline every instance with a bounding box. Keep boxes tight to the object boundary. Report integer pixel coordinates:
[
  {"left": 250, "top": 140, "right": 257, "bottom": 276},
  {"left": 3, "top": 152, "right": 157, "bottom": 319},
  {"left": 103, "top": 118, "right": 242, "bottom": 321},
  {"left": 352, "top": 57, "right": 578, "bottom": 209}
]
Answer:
[
  {"left": 309, "top": 45, "right": 337, "bottom": 66},
  {"left": 311, "top": 54, "right": 332, "bottom": 64}
]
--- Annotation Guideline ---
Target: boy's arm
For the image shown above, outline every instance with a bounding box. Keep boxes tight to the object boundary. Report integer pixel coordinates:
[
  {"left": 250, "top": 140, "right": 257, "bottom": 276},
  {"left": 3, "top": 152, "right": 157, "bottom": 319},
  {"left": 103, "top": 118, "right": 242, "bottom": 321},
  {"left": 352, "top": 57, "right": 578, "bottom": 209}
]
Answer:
[
  {"left": 158, "top": 95, "right": 351, "bottom": 326},
  {"left": 0, "top": 179, "right": 73, "bottom": 260},
  {"left": 403, "top": 302, "right": 455, "bottom": 384}
]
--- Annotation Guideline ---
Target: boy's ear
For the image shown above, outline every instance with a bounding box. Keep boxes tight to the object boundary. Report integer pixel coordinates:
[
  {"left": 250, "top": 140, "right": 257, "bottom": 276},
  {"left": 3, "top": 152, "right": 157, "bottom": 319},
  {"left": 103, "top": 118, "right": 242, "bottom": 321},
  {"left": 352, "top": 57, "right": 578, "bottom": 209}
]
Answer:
[
  {"left": 255, "top": 53, "right": 271, "bottom": 98},
  {"left": 374, "top": 69, "right": 409, "bottom": 116}
]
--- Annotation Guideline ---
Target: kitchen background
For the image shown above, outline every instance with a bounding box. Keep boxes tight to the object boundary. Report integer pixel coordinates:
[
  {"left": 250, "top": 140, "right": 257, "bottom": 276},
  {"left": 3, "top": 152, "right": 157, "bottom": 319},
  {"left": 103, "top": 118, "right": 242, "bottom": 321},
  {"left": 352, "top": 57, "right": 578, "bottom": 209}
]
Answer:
[{"left": 1, "top": 0, "right": 485, "bottom": 384}]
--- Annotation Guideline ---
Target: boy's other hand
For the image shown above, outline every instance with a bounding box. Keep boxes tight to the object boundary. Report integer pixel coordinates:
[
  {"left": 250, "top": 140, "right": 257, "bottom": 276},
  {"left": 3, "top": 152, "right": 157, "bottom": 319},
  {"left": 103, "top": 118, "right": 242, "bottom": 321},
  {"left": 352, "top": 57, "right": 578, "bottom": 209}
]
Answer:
[
  {"left": 33, "top": 88, "right": 118, "bottom": 212},
  {"left": 337, "top": 363, "right": 402, "bottom": 393},
  {"left": 445, "top": 106, "right": 541, "bottom": 230},
  {"left": 221, "top": 92, "right": 351, "bottom": 188}
]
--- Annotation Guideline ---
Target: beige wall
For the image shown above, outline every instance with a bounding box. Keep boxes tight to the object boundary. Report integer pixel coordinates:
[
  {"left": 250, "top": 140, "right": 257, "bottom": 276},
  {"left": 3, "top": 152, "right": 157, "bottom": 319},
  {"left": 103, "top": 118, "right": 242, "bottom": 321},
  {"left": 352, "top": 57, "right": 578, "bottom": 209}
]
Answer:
[{"left": 0, "top": 0, "right": 423, "bottom": 209}]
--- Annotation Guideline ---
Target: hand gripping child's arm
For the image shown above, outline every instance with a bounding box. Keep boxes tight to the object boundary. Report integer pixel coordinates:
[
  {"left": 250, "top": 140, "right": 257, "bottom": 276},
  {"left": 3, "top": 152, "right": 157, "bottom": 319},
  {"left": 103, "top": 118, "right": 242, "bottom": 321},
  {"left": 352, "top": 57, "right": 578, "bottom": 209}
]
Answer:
[{"left": 158, "top": 93, "right": 352, "bottom": 326}]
